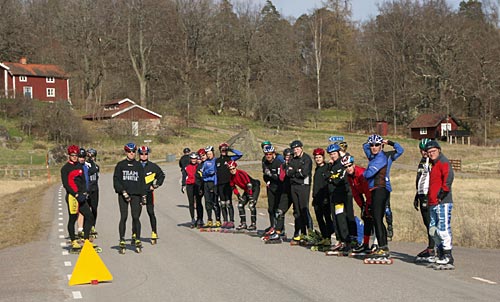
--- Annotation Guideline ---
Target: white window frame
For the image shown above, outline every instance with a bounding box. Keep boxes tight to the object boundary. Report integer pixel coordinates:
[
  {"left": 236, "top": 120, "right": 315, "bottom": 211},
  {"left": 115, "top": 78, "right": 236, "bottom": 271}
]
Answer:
[
  {"left": 419, "top": 128, "right": 427, "bottom": 135},
  {"left": 46, "top": 88, "right": 55, "bottom": 97},
  {"left": 441, "top": 123, "right": 452, "bottom": 136},
  {"left": 46, "top": 77, "right": 55, "bottom": 83},
  {"left": 19, "top": 76, "right": 27, "bottom": 82},
  {"left": 23, "top": 86, "right": 33, "bottom": 98}
]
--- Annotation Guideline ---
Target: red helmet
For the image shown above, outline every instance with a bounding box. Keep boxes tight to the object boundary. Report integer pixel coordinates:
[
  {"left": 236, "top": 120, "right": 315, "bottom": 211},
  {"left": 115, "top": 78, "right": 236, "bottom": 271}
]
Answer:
[
  {"left": 67, "top": 145, "right": 79, "bottom": 155},
  {"left": 197, "top": 148, "right": 206, "bottom": 155},
  {"left": 226, "top": 160, "right": 237, "bottom": 169},
  {"left": 124, "top": 142, "right": 137, "bottom": 153},
  {"left": 219, "top": 142, "right": 229, "bottom": 151},
  {"left": 138, "top": 146, "right": 150, "bottom": 155},
  {"left": 312, "top": 148, "right": 325, "bottom": 156}
]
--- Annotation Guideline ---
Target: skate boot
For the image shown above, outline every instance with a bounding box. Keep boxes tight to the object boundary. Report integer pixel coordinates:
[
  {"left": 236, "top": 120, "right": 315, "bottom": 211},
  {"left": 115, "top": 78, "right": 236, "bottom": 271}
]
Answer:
[
  {"left": 221, "top": 221, "right": 228, "bottom": 229},
  {"left": 70, "top": 240, "right": 82, "bottom": 254},
  {"left": 264, "top": 230, "right": 282, "bottom": 244},
  {"left": 291, "top": 234, "right": 305, "bottom": 246},
  {"left": 364, "top": 247, "right": 393, "bottom": 264},
  {"left": 196, "top": 220, "right": 204, "bottom": 229},
  {"left": 226, "top": 221, "right": 235, "bottom": 229},
  {"left": 338, "top": 242, "right": 353, "bottom": 257},
  {"left": 350, "top": 243, "right": 371, "bottom": 257},
  {"left": 311, "top": 237, "right": 331, "bottom": 252},
  {"left": 119, "top": 239, "right": 126, "bottom": 254},
  {"left": 434, "top": 250, "right": 454, "bottom": 270},
  {"left": 151, "top": 232, "right": 158, "bottom": 245},
  {"left": 135, "top": 239, "right": 143, "bottom": 253},
  {"left": 415, "top": 248, "right": 435, "bottom": 263},
  {"left": 215, "top": 220, "right": 222, "bottom": 228},
  {"left": 235, "top": 223, "right": 247, "bottom": 232},
  {"left": 370, "top": 243, "right": 379, "bottom": 253},
  {"left": 90, "top": 226, "right": 98, "bottom": 239},
  {"left": 325, "top": 242, "right": 344, "bottom": 256},
  {"left": 190, "top": 219, "right": 197, "bottom": 229},
  {"left": 131, "top": 233, "right": 137, "bottom": 244},
  {"left": 261, "top": 227, "right": 275, "bottom": 240},
  {"left": 303, "top": 229, "right": 322, "bottom": 246},
  {"left": 200, "top": 220, "right": 213, "bottom": 232},
  {"left": 247, "top": 223, "right": 257, "bottom": 231},
  {"left": 387, "top": 224, "right": 393, "bottom": 241}
]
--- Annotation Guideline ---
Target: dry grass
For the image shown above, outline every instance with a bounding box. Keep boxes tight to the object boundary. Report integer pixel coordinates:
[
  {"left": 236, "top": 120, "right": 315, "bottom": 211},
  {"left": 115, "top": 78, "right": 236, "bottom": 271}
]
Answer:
[{"left": 0, "top": 180, "right": 52, "bottom": 249}]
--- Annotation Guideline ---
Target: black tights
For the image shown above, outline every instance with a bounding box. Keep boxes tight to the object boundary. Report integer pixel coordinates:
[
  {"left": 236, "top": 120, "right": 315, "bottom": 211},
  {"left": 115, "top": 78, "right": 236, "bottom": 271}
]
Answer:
[{"left": 118, "top": 195, "right": 142, "bottom": 240}]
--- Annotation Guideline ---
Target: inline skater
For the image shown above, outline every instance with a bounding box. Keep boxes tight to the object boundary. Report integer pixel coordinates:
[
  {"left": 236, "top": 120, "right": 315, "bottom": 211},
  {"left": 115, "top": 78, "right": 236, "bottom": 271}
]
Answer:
[
  {"left": 362, "top": 134, "right": 404, "bottom": 263},
  {"left": 286, "top": 140, "right": 313, "bottom": 245},
  {"left": 75, "top": 148, "right": 88, "bottom": 240},
  {"left": 261, "top": 145, "right": 283, "bottom": 234},
  {"left": 138, "top": 146, "right": 165, "bottom": 244},
  {"left": 60, "top": 145, "right": 95, "bottom": 251},
  {"left": 228, "top": 161, "right": 260, "bottom": 231},
  {"left": 414, "top": 139, "right": 436, "bottom": 262},
  {"left": 86, "top": 148, "right": 100, "bottom": 238},
  {"left": 202, "top": 146, "right": 220, "bottom": 228},
  {"left": 216, "top": 143, "right": 243, "bottom": 229},
  {"left": 113, "top": 142, "right": 147, "bottom": 253},
  {"left": 425, "top": 140, "right": 455, "bottom": 269},
  {"left": 182, "top": 152, "right": 204, "bottom": 227},
  {"left": 179, "top": 147, "right": 191, "bottom": 172}
]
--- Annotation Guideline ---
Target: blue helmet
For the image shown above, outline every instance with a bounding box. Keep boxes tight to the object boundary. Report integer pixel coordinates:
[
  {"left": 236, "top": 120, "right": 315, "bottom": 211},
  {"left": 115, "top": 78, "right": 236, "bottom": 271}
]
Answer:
[
  {"left": 124, "top": 142, "right": 137, "bottom": 153},
  {"left": 138, "top": 146, "right": 150, "bottom": 155},
  {"left": 341, "top": 155, "right": 354, "bottom": 166},
  {"left": 326, "top": 143, "right": 341, "bottom": 153},
  {"left": 367, "top": 134, "right": 383, "bottom": 145},
  {"left": 263, "top": 145, "right": 275, "bottom": 153}
]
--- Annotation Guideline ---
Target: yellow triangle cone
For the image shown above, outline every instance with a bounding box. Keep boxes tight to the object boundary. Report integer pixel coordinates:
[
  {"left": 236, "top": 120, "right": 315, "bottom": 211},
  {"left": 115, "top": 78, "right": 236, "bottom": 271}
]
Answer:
[{"left": 69, "top": 240, "right": 113, "bottom": 286}]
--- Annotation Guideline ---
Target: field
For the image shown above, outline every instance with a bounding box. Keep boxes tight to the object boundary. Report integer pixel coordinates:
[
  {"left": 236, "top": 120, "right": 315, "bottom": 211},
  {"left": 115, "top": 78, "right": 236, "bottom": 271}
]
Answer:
[{"left": 1, "top": 109, "right": 500, "bottom": 250}]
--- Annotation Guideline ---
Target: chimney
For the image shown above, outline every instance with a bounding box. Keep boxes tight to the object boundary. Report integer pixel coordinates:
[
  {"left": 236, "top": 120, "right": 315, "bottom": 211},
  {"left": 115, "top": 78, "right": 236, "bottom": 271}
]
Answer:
[{"left": 19, "top": 57, "right": 27, "bottom": 64}]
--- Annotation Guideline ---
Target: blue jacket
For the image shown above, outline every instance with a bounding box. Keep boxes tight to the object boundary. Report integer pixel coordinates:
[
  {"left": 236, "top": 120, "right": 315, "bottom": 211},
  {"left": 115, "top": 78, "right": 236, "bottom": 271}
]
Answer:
[
  {"left": 202, "top": 157, "right": 217, "bottom": 184},
  {"left": 363, "top": 141, "right": 404, "bottom": 192}
]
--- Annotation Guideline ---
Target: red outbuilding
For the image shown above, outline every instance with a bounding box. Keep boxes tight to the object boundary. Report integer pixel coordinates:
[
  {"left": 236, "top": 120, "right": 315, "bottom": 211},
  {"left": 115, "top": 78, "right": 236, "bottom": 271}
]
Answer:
[
  {"left": 1, "top": 57, "right": 70, "bottom": 102},
  {"left": 407, "top": 113, "right": 459, "bottom": 140}
]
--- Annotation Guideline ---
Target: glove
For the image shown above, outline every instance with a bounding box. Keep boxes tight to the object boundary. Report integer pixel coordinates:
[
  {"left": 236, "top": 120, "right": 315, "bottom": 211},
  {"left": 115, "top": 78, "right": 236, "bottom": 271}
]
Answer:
[
  {"left": 122, "top": 191, "right": 131, "bottom": 202},
  {"left": 181, "top": 186, "right": 186, "bottom": 194},
  {"left": 152, "top": 179, "right": 159, "bottom": 189},
  {"left": 236, "top": 194, "right": 244, "bottom": 203},
  {"left": 141, "top": 195, "right": 147, "bottom": 205},
  {"left": 437, "top": 190, "right": 448, "bottom": 202},
  {"left": 264, "top": 168, "right": 272, "bottom": 177},
  {"left": 421, "top": 196, "right": 428, "bottom": 209},
  {"left": 76, "top": 193, "right": 87, "bottom": 203},
  {"left": 413, "top": 194, "right": 419, "bottom": 211}
]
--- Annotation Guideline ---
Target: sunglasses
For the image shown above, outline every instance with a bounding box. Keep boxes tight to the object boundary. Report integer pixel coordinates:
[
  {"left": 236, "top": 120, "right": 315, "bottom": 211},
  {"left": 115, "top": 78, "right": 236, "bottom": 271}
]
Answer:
[
  {"left": 345, "top": 164, "right": 353, "bottom": 168},
  {"left": 127, "top": 150, "right": 136, "bottom": 153},
  {"left": 370, "top": 143, "right": 381, "bottom": 147},
  {"left": 69, "top": 154, "right": 77, "bottom": 156},
  {"left": 229, "top": 167, "right": 236, "bottom": 171}
]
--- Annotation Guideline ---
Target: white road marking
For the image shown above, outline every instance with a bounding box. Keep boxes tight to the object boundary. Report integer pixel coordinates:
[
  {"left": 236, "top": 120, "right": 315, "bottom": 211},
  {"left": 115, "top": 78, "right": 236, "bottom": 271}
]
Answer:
[
  {"left": 472, "top": 277, "right": 497, "bottom": 285},
  {"left": 71, "top": 291, "right": 82, "bottom": 299},
  {"left": 59, "top": 235, "right": 65, "bottom": 239},
  {"left": 62, "top": 251, "right": 69, "bottom": 256},
  {"left": 67, "top": 274, "right": 72, "bottom": 280},
  {"left": 58, "top": 217, "right": 63, "bottom": 220},
  {"left": 60, "top": 242, "right": 67, "bottom": 247},
  {"left": 64, "top": 261, "right": 72, "bottom": 267},
  {"left": 58, "top": 223, "right": 63, "bottom": 226},
  {"left": 58, "top": 228, "right": 64, "bottom": 232},
  {"left": 59, "top": 212, "right": 63, "bottom": 216},
  {"left": 58, "top": 207, "right": 62, "bottom": 211}
]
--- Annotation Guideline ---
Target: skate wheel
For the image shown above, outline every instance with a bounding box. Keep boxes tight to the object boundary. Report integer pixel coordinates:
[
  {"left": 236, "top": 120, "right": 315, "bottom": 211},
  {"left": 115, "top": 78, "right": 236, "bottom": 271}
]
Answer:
[
  {"left": 151, "top": 239, "right": 157, "bottom": 245},
  {"left": 119, "top": 249, "right": 125, "bottom": 254},
  {"left": 135, "top": 247, "right": 142, "bottom": 253}
]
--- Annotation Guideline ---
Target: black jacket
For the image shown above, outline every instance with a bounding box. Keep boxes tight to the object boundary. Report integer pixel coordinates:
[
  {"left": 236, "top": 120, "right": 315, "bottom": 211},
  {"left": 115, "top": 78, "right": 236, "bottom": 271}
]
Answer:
[{"left": 113, "top": 158, "right": 147, "bottom": 196}]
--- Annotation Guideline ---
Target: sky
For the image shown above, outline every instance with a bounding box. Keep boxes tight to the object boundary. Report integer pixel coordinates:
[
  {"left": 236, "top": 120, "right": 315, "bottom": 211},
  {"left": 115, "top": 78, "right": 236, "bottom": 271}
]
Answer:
[{"left": 256, "top": 0, "right": 465, "bottom": 21}]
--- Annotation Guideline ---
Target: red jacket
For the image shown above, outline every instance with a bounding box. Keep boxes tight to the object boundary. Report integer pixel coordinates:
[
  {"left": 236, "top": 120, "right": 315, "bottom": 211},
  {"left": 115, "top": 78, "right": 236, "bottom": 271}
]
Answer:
[
  {"left": 347, "top": 165, "right": 372, "bottom": 214},
  {"left": 230, "top": 169, "right": 253, "bottom": 196},
  {"left": 428, "top": 153, "right": 454, "bottom": 206},
  {"left": 183, "top": 163, "right": 198, "bottom": 185}
]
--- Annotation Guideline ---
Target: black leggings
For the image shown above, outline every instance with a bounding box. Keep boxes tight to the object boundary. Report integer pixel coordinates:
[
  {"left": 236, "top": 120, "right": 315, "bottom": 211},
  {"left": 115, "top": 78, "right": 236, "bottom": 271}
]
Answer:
[
  {"left": 275, "top": 190, "right": 293, "bottom": 232},
  {"left": 266, "top": 187, "right": 281, "bottom": 228},
  {"left": 186, "top": 184, "right": 204, "bottom": 221},
  {"left": 237, "top": 186, "right": 260, "bottom": 224},
  {"left": 87, "top": 190, "right": 99, "bottom": 227},
  {"left": 66, "top": 194, "right": 95, "bottom": 241},
  {"left": 371, "top": 187, "right": 390, "bottom": 248},
  {"left": 218, "top": 183, "right": 234, "bottom": 222},
  {"left": 145, "top": 191, "right": 157, "bottom": 233},
  {"left": 204, "top": 182, "right": 220, "bottom": 221},
  {"left": 313, "top": 196, "right": 334, "bottom": 239},
  {"left": 417, "top": 194, "right": 435, "bottom": 249},
  {"left": 290, "top": 185, "right": 311, "bottom": 236},
  {"left": 118, "top": 194, "right": 143, "bottom": 240}
]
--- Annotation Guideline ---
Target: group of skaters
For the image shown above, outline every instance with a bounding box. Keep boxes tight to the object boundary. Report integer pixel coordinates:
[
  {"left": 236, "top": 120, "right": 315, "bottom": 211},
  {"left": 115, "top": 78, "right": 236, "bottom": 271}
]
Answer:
[
  {"left": 61, "top": 142, "right": 165, "bottom": 253},
  {"left": 180, "top": 135, "right": 455, "bottom": 267}
]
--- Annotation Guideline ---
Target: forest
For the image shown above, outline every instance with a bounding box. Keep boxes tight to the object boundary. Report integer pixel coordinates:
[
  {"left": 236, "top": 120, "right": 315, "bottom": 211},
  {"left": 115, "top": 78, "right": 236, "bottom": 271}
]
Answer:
[{"left": 1, "top": 0, "right": 499, "bottom": 143}]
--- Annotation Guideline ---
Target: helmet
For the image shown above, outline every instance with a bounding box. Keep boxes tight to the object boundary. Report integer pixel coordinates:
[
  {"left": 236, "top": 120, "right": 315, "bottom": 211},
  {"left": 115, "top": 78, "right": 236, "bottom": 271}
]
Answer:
[
  {"left": 138, "top": 146, "right": 150, "bottom": 155},
  {"left": 290, "top": 140, "right": 303, "bottom": 148},
  {"left": 87, "top": 148, "right": 97, "bottom": 157},
  {"left": 78, "top": 148, "right": 87, "bottom": 158},
  {"left": 261, "top": 140, "right": 272, "bottom": 149},
  {"left": 197, "top": 148, "right": 206, "bottom": 155},
  {"left": 226, "top": 160, "right": 237, "bottom": 169},
  {"left": 312, "top": 148, "right": 325, "bottom": 156},
  {"left": 424, "top": 140, "right": 441, "bottom": 151},
  {"left": 219, "top": 142, "right": 229, "bottom": 151},
  {"left": 204, "top": 145, "right": 214, "bottom": 152},
  {"left": 183, "top": 147, "right": 191, "bottom": 154},
  {"left": 124, "top": 142, "right": 137, "bottom": 153},
  {"left": 189, "top": 152, "right": 198, "bottom": 159},
  {"left": 341, "top": 155, "right": 355, "bottom": 166},
  {"left": 67, "top": 145, "right": 79, "bottom": 155},
  {"left": 326, "top": 143, "right": 341, "bottom": 153},
  {"left": 338, "top": 141, "right": 348, "bottom": 152},
  {"left": 263, "top": 145, "right": 275, "bottom": 153},
  {"left": 283, "top": 148, "right": 292, "bottom": 156},
  {"left": 419, "top": 138, "right": 432, "bottom": 150},
  {"left": 367, "top": 134, "right": 383, "bottom": 145}
]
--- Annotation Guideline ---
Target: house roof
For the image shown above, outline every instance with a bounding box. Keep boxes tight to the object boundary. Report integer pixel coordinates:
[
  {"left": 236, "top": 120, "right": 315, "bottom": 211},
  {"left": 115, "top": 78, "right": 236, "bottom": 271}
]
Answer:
[
  {"left": 408, "top": 113, "right": 453, "bottom": 128},
  {"left": 1, "top": 62, "right": 68, "bottom": 78},
  {"left": 83, "top": 98, "right": 162, "bottom": 120}
]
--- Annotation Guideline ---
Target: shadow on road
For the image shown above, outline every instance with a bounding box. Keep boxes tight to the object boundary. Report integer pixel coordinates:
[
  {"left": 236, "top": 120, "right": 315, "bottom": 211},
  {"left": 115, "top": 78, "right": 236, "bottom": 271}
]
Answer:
[
  {"left": 176, "top": 204, "right": 189, "bottom": 208},
  {"left": 391, "top": 250, "right": 416, "bottom": 264}
]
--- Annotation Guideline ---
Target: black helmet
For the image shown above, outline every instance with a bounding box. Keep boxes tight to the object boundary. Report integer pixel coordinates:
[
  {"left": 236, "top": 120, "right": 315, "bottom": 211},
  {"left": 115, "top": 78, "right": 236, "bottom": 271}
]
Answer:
[
  {"left": 283, "top": 148, "right": 292, "bottom": 156},
  {"left": 424, "top": 140, "right": 441, "bottom": 151},
  {"left": 87, "top": 148, "right": 97, "bottom": 157},
  {"left": 183, "top": 147, "right": 191, "bottom": 154},
  {"left": 77, "top": 148, "right": 87, "bottom": 158},
  {"left": 290, "top": 140, "right": 303, "bottom": 148}
]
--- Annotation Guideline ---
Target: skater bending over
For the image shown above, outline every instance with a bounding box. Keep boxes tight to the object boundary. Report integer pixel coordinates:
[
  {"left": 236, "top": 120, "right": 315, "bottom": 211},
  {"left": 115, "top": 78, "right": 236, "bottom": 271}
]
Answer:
[{"left": 228, "top": 161, "right": 260, "bottom": 231}]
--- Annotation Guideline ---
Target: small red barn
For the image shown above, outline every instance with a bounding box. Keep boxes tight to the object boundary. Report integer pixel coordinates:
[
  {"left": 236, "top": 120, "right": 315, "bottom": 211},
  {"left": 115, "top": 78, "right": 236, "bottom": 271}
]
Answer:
[
  {"left": 407, "top": 113, "right": 459, "bottom": 140},
  {"left": 1, "top": 57, "right": 70, "bottom": 102},
  {"left": 83, "top": 98, "right": 162, "bottom": 136}
]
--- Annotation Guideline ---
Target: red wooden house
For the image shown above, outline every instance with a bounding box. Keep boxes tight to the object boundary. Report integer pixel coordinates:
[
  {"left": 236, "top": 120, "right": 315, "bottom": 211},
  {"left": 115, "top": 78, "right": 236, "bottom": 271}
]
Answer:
[
  {"left": 1, "top": 57, "right": 70, "bottom": 102},
  {"left": 407, "top": 113, "right": 459, "bottom": 140}
]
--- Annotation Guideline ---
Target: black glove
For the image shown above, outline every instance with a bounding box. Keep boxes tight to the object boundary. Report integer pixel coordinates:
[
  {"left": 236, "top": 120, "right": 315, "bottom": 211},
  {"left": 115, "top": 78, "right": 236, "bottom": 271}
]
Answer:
[
  {"left": 236, "top": 194, "right": 244, "bottom": 203},
  {"left": 421, "top": 196, "right": 428, "bottom": 209},
  {"left": 152, "top": 179, "right": 159, "bottom": 189},
  {"left": 413, "top": 194, "right": 419, "bottom": 211},
  {"left": 437, "top": 190, "right": 448, "bottom": 202},
  {"left": 122, "top": 191, "right": 131, "bottom": 202},
  {"left": 181, "top": 186, "right": 186, "bottom": 194},
  {"left": 76, "top": 193, "right": 87, "bottom": 203},
  {"left": 141, "top": 195, "right": 147, "bottom": 205},
  {"left": 264, "top": 168, "right": 272, "bottom": 177}
]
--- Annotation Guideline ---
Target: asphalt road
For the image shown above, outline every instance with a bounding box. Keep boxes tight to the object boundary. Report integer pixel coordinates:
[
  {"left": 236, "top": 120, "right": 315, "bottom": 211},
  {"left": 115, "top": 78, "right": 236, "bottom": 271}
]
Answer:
[{"left": 1, "top": 162, "right": 499, "bottom": 302}]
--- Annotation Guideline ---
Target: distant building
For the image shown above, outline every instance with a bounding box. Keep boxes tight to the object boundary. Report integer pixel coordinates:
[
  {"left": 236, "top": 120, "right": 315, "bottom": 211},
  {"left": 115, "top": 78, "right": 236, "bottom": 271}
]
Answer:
[
  {"left": 1, "top": 57, "right": 70, "bottom": 102},
  {"left": 407, "top": 113, "right": 460, "bottom": 140},
  {"left": 83, "top": 98, "right": 162, "bottom": 136}
]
